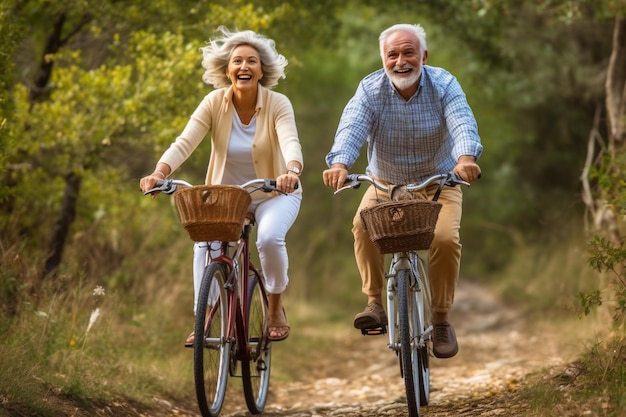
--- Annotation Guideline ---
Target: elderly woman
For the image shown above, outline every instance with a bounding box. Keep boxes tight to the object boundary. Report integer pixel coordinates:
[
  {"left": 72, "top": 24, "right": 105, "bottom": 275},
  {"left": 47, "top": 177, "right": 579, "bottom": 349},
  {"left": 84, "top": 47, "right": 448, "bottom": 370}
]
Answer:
[{"left": 140, "top": 27, "right": 303, "bottom": 344}]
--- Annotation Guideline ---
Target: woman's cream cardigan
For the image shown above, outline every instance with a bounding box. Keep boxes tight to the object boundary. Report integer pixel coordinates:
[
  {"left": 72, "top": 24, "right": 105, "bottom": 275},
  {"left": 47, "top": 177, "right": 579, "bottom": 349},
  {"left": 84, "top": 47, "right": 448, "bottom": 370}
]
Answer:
[{"left": 159, "top": 84, "right": 303, "bottom": 196}]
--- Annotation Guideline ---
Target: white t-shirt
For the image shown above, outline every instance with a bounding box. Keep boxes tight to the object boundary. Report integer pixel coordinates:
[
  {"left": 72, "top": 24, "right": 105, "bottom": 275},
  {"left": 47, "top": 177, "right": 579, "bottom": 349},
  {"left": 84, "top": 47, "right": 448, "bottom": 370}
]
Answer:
[{"left": 222, "top": 112, "right": 257, "bottom": 186}]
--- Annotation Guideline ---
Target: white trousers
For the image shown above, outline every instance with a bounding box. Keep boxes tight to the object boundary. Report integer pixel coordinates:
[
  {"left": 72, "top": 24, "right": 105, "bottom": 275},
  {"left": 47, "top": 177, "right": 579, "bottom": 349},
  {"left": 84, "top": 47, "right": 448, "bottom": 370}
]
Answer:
[{"left": 192, "top": 192, "right": 302, "bottom": 314}]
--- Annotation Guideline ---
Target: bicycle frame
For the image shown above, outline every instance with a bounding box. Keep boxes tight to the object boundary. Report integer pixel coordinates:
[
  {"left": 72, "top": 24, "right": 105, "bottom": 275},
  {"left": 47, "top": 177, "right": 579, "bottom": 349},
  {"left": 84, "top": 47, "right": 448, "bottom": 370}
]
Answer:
[{"left": 207, "top": 221, "right": 267, "bottom": 364}]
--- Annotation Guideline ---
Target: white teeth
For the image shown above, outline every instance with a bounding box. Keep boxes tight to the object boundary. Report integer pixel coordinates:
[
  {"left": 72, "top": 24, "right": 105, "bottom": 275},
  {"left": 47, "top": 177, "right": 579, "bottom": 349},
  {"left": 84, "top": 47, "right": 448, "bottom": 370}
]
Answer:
[{"left": 393, "top": 66, "right": 413, "bottom": 73}]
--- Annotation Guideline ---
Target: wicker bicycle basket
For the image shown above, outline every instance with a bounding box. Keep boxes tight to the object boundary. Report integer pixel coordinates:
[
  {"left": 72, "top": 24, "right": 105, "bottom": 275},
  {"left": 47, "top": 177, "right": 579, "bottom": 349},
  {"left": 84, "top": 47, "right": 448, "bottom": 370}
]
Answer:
[
  {"left": 360, "top": 199, "right": 442, "bottom": 254},
  {"left": 173, "top": 185, "right": 251, "bottom": 242}
]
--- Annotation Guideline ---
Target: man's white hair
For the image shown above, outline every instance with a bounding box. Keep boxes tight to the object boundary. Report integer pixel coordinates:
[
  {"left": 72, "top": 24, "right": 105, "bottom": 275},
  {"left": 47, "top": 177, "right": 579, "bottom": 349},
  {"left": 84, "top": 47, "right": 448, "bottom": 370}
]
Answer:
[{"left": 379, "top": 23, "right": 428, "bottom": 62}]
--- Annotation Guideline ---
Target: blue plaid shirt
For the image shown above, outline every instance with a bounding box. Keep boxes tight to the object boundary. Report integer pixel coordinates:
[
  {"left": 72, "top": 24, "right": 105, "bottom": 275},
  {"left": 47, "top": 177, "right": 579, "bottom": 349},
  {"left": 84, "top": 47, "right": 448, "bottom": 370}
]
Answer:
[{"left": 326, "top": 66, "right": 483, "bottom": 184}]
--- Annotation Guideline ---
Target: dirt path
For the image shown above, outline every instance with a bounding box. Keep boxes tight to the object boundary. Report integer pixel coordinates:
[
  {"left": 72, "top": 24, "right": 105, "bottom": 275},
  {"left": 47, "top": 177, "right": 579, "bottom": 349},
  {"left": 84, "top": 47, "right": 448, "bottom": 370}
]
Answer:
[
  {"left": 215, "top": 280, "right": 586, "bottom": 417},
  {"left": 138, "top": 279, "right": 591, "bottom": 417}
]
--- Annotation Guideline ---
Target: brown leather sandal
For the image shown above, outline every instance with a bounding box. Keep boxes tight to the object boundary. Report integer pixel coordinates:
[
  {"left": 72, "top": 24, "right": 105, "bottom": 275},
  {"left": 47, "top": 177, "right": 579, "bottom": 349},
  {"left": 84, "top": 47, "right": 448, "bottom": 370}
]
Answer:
[
  {"left": 268, "top": 308, "right": 290, "bottom": 341},
  {"left": 184, "top": 331, "right": 194, "bottom": 348}
]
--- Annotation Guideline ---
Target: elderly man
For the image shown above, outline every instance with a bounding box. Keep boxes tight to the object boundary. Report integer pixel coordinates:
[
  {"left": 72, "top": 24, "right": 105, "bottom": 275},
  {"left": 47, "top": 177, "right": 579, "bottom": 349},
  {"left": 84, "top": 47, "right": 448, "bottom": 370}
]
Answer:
[{"left": 323, "top": 23, "right": 482, "bottom": 358}]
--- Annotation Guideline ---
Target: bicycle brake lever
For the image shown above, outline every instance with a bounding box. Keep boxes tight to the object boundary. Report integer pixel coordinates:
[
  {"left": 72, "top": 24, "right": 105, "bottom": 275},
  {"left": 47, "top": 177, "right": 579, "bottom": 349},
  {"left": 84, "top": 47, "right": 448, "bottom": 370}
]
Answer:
[
  {"left": 448, "top": 172, "right": 470, "bottom": 187},
  {"left": 334, "top": 178, "right": 362, "bottom": 195},
  {"left": 259, "top": 179, "right": 275, "bottom": 192},
  {"left": 161, "top": 184, "right": 178, "bottom": 195},
  {"left": 333, "top": 186, "right": 348, "bottom": 195}
]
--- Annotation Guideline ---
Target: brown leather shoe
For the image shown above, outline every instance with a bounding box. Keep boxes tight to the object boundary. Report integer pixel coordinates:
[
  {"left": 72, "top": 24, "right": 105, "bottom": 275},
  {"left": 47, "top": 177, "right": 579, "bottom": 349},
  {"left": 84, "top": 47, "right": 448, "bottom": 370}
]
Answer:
[
  {"left": 432, "top": 322, "right": 458, "bottom": 358},
  {"left": 353, "top": 302, "right": 387, "bottom": 329}
]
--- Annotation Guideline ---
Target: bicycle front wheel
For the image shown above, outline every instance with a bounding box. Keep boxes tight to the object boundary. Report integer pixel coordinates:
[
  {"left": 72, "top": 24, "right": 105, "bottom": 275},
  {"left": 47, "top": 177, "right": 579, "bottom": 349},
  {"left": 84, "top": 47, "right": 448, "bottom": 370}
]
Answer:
[
  {"left": 241, "top": 272, "right": 271, "bottom": 414},
  {"left": 194, "top": 262, "right": 230, "bottom": 417},
  {"left": 398, "top": 268, "right": 429, "bottom": 417},
  {"left": 415, "top": 256, "right": 431, "bottom": 405}
]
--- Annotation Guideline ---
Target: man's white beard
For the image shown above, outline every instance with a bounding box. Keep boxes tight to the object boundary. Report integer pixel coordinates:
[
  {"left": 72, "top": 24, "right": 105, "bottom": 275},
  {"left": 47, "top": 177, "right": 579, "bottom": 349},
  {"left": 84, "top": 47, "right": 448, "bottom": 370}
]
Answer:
[{"left": 387, "top": 66, "right": 421, "bottom": 91}]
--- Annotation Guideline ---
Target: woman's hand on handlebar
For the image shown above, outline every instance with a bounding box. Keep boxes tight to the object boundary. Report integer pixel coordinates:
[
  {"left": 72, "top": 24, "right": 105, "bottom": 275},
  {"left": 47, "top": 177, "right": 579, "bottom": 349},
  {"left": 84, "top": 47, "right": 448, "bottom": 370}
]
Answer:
[
  {"left": 139, "top": 173, "right": 164, "bottom": 198},
  {"left": 276, "top": 172, "right": 299, "bottom": 194},
  {"left": 323, "top": 164, "right": 349, "bottom": 191}
]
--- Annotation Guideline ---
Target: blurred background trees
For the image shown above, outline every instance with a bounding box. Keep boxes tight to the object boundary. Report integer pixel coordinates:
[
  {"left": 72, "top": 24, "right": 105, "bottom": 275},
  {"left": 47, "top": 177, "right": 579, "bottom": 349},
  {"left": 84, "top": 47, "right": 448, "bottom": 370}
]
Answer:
[
  {"left": 1, "top": 0, "right": 625, "bottom": 305},
  {"left": 2, "top": 0, "right": 625, "bottom": 312}
]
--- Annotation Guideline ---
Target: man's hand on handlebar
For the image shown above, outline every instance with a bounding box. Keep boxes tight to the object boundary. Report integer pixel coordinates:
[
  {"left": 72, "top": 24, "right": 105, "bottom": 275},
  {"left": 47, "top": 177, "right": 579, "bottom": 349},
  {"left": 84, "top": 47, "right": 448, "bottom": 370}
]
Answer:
[
  {"left": 453, "top": 156, "right": 482, "bottom": 183},
  {"left": 323, "top": 163, "right": 349, "bottom": 191}
]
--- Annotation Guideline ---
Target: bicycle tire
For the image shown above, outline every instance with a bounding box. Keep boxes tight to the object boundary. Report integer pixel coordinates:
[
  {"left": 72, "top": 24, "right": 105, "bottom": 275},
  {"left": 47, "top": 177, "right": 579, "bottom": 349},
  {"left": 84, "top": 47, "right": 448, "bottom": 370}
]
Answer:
[
  {"left": 194, "top": 263, "right": 230, "bottom": 417},
  {"left": 415, "top": 257, "right": 431, "bottom": 405},
  {"left": 241, "top": 271, "right": 271, "bottom": 414},
  {"left": 398, "top": 268, "right": 426, "bottom": 417}
]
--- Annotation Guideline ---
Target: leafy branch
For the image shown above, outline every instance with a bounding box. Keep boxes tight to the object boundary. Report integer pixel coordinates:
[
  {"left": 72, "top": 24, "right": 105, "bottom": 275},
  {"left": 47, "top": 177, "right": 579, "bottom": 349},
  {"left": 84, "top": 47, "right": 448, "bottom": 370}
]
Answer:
[{"left": 586, "top": 236, "right": 626, "bottom": 326}]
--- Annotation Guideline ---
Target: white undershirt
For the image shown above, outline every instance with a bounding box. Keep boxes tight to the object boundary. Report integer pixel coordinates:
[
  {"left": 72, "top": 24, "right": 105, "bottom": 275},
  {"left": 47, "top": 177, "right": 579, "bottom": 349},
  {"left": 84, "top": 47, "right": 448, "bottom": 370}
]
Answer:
[{"left": 222, "top": 111, "right": 257, "bottom": 186}]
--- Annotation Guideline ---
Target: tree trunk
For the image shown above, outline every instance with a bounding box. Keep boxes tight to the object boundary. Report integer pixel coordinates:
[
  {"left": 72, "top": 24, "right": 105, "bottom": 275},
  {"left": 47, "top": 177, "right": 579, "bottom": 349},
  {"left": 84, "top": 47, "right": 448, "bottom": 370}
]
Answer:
[
  {"left": 28, "top": 14, "right": 65, "bottom": 104},
  {"left": 589, "top": 15, "right": 626, "bottom": 243},
  {"left": 28, "top": 12, "right": 92, "bottom": 104},
  {"left": 41, "top": 172, "right": 82, "bottom": 280},
  {"left": 27, "top": 11, "right": 92, "bottom": 281},
  {"left": 606, "top": 15, "right": 626, "bottom": 152}
]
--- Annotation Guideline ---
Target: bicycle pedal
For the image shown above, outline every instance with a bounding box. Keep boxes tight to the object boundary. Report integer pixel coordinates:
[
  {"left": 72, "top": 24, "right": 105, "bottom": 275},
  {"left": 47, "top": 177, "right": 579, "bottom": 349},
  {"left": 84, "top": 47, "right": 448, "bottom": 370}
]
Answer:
[{"left": 360, "top": 326, "right": 387, "bottom": 336}]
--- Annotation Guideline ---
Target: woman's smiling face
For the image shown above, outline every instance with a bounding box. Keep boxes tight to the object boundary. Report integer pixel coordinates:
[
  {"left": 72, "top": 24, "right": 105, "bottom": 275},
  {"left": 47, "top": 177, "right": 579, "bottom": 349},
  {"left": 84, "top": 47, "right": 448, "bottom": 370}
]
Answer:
[{"left": 228, "top": 45, "right": 263, "bottom": 91}]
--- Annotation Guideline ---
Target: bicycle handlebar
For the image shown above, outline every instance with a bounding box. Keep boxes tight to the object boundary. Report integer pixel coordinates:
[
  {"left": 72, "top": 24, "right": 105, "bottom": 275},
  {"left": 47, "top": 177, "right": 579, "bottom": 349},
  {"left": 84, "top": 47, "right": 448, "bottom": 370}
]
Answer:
[
  {"left": 334, "top": 171, "right": 470, "bottom": 196},
  {"left": 143, "top": 178, "right": 298, "bottom": 196}
]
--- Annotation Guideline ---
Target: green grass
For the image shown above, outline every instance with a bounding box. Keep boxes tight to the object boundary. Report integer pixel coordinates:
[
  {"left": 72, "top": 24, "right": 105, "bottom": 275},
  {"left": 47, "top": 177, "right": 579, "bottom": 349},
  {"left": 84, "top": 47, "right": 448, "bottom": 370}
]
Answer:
[
  {"left": 515, "top": 336, "right": 626, "bottom": 416},
  {"left": 0, "top": 269, "right": 357, "bottom": 415}
]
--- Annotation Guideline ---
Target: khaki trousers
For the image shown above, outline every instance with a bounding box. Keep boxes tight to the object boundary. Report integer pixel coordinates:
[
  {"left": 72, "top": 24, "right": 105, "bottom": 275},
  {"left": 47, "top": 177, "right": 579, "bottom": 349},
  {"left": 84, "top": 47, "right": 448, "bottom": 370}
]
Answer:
[{"left": 351, "top": 183, "right": 463, "bottom": 314}]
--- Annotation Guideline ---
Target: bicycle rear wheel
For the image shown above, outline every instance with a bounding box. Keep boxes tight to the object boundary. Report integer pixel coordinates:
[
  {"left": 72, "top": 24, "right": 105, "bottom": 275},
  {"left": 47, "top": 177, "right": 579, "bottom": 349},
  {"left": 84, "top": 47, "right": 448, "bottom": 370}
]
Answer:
[
  {"left": 398, "top": 268, "right": 429, "bottom": 417},
  {"left": 194, "top": 263, "right": 230, "bottom": 417},
  {"left": 241, "top": 272, "right": 271, "bottom": 414}
]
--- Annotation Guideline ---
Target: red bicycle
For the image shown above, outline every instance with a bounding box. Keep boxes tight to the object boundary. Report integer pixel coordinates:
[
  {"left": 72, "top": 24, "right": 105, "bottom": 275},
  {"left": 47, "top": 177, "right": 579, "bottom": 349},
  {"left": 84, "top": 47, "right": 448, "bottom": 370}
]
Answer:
[{"left": 145, "top": 178, "right": 289, "bottom": 416}]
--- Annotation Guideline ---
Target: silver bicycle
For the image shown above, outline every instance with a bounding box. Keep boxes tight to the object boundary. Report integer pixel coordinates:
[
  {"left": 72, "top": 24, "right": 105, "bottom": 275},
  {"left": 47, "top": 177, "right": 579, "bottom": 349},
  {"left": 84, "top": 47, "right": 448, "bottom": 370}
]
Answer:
[{"left": 335, "top": 172, "right": 469, "bottom": 417}]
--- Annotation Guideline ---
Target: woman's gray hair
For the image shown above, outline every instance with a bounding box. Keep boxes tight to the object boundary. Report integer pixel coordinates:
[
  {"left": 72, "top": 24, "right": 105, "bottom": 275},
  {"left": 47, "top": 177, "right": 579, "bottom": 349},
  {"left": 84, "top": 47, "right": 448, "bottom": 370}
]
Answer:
[
  {"left": 379, "top": 23, "right": 428, "bottom": 62},
  {"left": 200, "top": 26, "right": 288, "bottom": 89}
]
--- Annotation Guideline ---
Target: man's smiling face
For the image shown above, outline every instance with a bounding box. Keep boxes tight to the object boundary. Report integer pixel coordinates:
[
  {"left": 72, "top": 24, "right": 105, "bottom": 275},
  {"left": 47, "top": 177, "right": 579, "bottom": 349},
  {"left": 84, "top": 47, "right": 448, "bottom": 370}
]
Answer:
[{"left": 383, "top": 30, "right": 427, "bottom": 95}]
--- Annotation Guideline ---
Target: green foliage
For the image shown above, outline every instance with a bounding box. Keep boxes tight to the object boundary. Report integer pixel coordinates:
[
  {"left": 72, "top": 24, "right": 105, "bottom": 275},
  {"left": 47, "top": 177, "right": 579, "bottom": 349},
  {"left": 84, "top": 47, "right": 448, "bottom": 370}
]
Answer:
[
  {"left": 589, "top": 236, "right": 626, "bottom": 272},
  {"left": 586, "top": 236, "right": 626, "bottom": 328},
  {"left": 0, "top": 1, "right": 22, "bottom": 205},
  {"left": 577, "top": 289, "right": 603, "bottom": 317}
]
